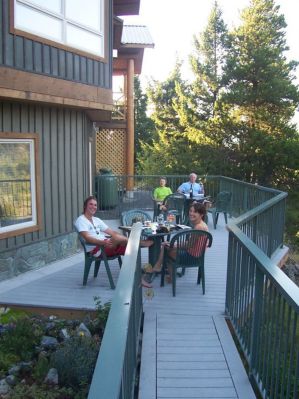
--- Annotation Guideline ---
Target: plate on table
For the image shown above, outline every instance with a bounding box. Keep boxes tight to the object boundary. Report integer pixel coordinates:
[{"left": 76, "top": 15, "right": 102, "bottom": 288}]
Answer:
[{"left": 176, "top": 224, "right": 191, "bottom": 230}]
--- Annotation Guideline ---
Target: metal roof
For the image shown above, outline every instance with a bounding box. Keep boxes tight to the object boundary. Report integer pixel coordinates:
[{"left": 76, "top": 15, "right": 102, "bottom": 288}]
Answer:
[{"left": 121, "top": 25, "right": 154, "bottom": 48}]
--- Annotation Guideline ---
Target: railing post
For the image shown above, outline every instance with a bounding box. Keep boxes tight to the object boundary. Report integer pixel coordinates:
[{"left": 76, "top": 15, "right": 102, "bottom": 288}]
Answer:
[
  {"left": 225, "top": 232, "right": 234, "bottom": 315},
  {"left": 248, "top": 265, "right": 264, "bottom": 378}
]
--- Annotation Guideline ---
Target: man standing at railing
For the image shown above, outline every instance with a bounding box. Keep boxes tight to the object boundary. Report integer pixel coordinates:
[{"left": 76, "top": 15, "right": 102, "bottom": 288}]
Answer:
[
  {"left": 75, "top": 196, "right": 153, "bottom": 288},
  {"left": 177, "top": 172, "right": 204, "bottom": 195}
]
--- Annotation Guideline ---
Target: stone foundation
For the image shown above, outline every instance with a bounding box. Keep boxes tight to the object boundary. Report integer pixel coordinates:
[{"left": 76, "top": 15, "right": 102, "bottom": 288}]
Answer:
[{"left": 0, "top": 233, "right": 80, "bottom": 281}]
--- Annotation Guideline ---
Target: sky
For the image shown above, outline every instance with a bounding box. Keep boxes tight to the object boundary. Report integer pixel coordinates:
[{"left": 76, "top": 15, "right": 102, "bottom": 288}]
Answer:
[{"left": 123, "top": 0, "right": 299, "bottom": 86}]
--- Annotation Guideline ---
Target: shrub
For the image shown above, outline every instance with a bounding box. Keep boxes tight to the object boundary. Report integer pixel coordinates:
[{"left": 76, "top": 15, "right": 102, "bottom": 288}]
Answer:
[
  {"left": 50, "top": 336, "right": 99, "bottom": 389},
  {"left": 91, "top": 297, "right": 111, "bottom": 334},
  {"left": 0, "top": 317, "right": 43, "bottom": 361},
  {"left": 8, "top": 383, "right": 76, "bottom": 399}
]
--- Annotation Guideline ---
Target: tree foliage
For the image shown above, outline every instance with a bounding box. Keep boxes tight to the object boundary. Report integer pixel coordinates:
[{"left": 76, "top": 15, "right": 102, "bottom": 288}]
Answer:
[
  {"left": 134, "top": 76, "right": 155, "bottom": 169},
  {"left": 137, "top": 0, "right": 299, "bottom": 191}
]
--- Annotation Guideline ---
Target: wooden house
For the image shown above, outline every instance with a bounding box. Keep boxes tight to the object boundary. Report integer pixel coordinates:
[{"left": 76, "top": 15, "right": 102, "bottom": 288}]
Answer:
[{"left": 0, "top": 0, "right": 153, "bottom": 280}]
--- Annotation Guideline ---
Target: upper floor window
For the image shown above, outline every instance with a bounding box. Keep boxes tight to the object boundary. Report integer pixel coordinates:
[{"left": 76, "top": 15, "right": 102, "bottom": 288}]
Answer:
[
  {"left": 0, "top": 133, "right": 41, "bottom": 238},
  {"left": 13, "top": 0, "right": 105, "bottom": 58}
]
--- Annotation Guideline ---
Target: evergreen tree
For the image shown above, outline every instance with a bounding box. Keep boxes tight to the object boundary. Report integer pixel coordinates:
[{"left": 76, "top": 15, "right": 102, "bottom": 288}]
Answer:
[
  {"left": 189, "top": 1, "right": 229, "bottom": 122},
  {"left": 169, "top": 2, "right": 234, "bottom": 176},
  {"left": 223, "top": 0, "right": 299, "bottom": 184},
  {"left": 138, "top": 61, "right": 194, "bottom": 174},
  {"left": 134, "top": 76, "right": 155, "bottom": 166}
]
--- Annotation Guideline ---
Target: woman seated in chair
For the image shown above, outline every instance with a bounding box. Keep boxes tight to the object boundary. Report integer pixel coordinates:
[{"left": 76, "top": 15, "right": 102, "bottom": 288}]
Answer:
[
  {"left": 153, "top": 176, "right": 172, "bottom": 212},
  {"left": 149, "top": 202, "right": 209, "bottom": 276},
  {"left": 75, "top": 196, "right": 153, "bottom": 287}
]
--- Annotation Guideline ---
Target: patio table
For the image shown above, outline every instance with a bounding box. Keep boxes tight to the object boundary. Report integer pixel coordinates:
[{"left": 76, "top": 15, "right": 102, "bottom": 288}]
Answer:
[{"left": 119, "top": 224, "right": 190, "bottom": 265}]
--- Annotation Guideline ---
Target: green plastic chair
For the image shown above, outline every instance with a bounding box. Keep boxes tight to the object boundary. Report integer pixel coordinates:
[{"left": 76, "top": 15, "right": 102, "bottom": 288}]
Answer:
[
  {"left": 151, "top": 188, "right": 160, "bottom": 221},
  {"left": 121, "top": 209, "right": 152, "bottom": 241},
  {"left": 74, "top": 226, "right": 122, "bottom": 288},
  {"left": 121, "top": 209, "right": 152, "bottom": 227},
  {"left": 208, "top": 191, "right": 232, "bottom": 229},
  {"left": 162, "top": 193, "right": 186, "bottom": 224},
  {"left": 160, "top": 229, "right": 213, "bottom": 296}
]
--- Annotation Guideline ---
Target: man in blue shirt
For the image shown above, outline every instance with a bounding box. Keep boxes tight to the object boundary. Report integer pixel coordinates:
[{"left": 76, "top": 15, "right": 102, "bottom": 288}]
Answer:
[{"left": 177, "top": 173, "right": 204, "bottom": 195}]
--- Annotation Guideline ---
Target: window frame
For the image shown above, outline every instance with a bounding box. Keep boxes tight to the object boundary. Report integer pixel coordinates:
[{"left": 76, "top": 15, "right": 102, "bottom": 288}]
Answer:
[
  {"left": 10, "top": 0, "right": 108, "bottom": 62},
  {"left": 0, "top": 132, "right": 42, "bottom": 239}
]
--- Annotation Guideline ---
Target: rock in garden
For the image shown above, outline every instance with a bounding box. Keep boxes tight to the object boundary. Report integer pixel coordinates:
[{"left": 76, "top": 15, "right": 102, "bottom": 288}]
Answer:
[
  {"left": 19, "top": 361, "right": 33, "bottom": 372},
  {"left": 5, "top": 375, "right": 17, "bottom": 386},
  {"left": 44, "top": 368, "right": 58, "bottom": 385},
  {"left": 77, "top": 322, "right": 92, "bottom": 337},
  {"left": 0, "top": 379, "right": 10, "bottom": 395},
  {"left": 45, "top": 321, "right": 56, "bottom": 332},
  {"left": 59, "top": 328, "right": 70, "bottom": 340},
  {"left": 41, "top": 335, "right": 59, "bottom": 349},
  {"left": 8, "top": 365, "right": 21, "bottom": 376}
]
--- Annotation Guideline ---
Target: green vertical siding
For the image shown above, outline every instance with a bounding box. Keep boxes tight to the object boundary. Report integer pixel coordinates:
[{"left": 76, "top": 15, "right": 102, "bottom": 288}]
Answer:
[
  {"left": 0, "top": 101, "right": 91, "bottom": 252},
  {"left": 0, "top": 0, "right": 112, "bottom": 88}
]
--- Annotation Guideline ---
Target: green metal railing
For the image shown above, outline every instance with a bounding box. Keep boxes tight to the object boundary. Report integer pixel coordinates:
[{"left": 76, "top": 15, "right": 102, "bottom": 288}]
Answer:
[
  {"left": 94, "top": 175, "right": 281, "bottom": 218},
  {"left": 88, "top": 224, "right": 143, "bottom": 399},
  {"left": 226, "top": 192, "right": 299, "bottom": 398},
  {"left": 94, "top": 174, "right": 188, "bottom": 219}
]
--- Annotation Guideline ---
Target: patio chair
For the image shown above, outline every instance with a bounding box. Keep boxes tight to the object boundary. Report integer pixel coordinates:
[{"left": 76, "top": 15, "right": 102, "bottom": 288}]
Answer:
[
  {"left": 121, "top": 209, "right": 153, "bottom": 243},
  {"left": 160, "top": 229, "right": 213, "bottom": 296},
  {"left": 162, "top": 193, "right": 186, "bottom": 224},
  {"left": 121, "top": 209, "right": 152, "bottom": 228},
  {"left": 151, "top": 188, "right": 160, "bottom": 221},
  {"left": 74, "top": 226, "right": 122, "bottom": 288},
  {"left": 208, "top": 191, "right": 232, "bottom": 229}
]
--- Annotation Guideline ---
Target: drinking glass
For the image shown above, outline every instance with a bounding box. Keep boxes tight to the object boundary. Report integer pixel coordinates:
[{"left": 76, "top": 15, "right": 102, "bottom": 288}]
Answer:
[{"left": 157, "top": 214, "right": 164, "bottom": 225}]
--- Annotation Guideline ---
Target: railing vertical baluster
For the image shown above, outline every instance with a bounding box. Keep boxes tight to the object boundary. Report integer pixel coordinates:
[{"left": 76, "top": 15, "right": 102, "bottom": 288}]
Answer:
[{"left": 248, "top": 265, "right": 264, "bottom": 377}]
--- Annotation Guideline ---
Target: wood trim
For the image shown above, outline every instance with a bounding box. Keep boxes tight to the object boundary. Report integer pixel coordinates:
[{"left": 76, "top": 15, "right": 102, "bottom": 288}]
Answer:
[
  {"left": 0, "top": 225, "right": 40, "bottom": 239},
  {"left": 0, "top": 132, "right": 42, "bottom": 240},
  {"left": 113, "top": 0, "right": 140, "bottom": 16},
  {"left": 9, "top": 0, "right": 109, "bottom": 63},
  {"left": 126, "top": 58, "right": 134, "bottom": 188},
  {"left": 34, "top": 132, "right": 42, "bottom": 239},
  {"left": 0, "top": 67, "right": 113, "bottom": 110}
]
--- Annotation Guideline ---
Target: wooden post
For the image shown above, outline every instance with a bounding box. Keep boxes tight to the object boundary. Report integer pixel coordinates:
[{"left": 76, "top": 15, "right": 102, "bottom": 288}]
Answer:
[{"left": 126, "top": 59, "right": 134, "bottom": 192}]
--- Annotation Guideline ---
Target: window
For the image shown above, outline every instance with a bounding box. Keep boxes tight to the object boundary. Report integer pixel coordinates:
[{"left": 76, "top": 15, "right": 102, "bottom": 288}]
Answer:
[
  {"left": 13, "top": 0, "right": 105, "bottom": 58},
  {"left": 0, "top": 133, "right": 41, "bottom": 238}
]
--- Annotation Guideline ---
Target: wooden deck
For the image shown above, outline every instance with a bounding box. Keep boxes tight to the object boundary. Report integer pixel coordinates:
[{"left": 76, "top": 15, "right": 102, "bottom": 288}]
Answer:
[
  {"left": 139, "top": 219, "right": 255, "bottom": 399},
  {"left": 0, "top": 217, "right": 256, "bottom": 398}
]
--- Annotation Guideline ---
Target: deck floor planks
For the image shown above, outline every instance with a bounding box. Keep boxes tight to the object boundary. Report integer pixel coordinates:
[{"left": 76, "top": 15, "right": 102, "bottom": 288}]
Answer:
[{"left": 139, "top": 218, "right": 256, "bottom": 399}]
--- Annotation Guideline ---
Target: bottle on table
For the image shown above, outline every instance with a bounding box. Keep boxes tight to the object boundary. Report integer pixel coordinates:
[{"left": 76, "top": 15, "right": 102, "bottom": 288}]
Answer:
[
  {"left": 189, "top": 184, "right": 193, "bottom": 199},
  {"left": 157, "top": 213, "right": 164, "bottom": 225}
]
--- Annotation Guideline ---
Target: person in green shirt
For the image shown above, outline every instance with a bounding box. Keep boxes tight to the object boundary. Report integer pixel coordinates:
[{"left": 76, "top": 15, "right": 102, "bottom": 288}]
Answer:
[{"left": 153, "top": 177, "right": 172, "bottom": 211}]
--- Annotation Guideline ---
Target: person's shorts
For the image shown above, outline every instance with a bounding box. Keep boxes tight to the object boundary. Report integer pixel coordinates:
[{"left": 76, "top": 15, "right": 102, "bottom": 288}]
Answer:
[
  {"left": 90, "top": 244, "right": 126, "bottom": 258},
  {"left": 171, "top": 249, "right": 198, "bottom": 264}
]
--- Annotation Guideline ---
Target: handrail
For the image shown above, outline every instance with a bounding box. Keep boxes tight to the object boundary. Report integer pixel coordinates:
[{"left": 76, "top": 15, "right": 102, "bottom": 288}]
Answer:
[
  {"left": 227, "top": 224, "right": 299, "bottom": 309},
  {"left": 216, "top": 175, "right": 284, "bottom": 194},
  {"left": 225, "top": 184, "right": 298, "bottom": 398},
  {"left": 88, "top": 223, "right": 143, "bottom": 399},
  {"left": 232, "top": 192, "right": 287, "bottom": 226}
]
